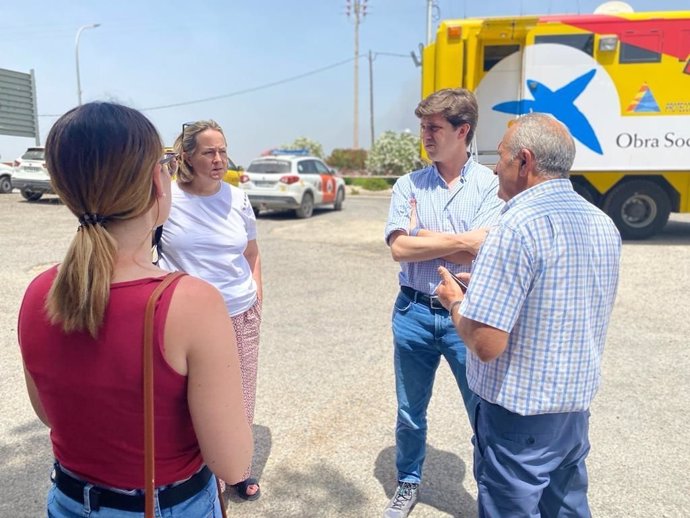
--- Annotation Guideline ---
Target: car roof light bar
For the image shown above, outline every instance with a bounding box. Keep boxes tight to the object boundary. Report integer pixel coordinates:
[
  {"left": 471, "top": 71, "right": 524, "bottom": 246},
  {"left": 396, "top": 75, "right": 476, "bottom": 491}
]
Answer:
[{"left": 270, "top": 148, "right": 310, "bottom": 156}]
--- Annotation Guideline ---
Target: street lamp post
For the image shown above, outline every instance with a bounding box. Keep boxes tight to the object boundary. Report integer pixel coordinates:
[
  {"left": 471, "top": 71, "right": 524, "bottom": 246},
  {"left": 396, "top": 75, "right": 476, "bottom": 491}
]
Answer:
[{"left": 75, "top": 23, "right": 101, "bottom": 105}]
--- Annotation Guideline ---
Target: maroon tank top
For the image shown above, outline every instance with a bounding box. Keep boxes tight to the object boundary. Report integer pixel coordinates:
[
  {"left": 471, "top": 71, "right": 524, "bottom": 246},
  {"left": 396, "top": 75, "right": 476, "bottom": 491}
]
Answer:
[{"left": 18, "top": 267, "right": 203, "bottom": 488}]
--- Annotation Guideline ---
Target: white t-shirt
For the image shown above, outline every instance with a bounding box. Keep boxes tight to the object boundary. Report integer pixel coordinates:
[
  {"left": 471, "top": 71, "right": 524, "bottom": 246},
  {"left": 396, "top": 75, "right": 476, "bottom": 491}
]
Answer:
[{"left": 159, "top": 181, "right": 258, "bottom": 316}]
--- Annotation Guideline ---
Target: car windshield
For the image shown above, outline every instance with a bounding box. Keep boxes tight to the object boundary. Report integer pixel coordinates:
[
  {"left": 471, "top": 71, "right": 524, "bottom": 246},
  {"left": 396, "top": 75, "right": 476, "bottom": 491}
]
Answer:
[
  {"left": 247, "top": 160, "right": 291, "bottom": 174},
  {"left": 22, "top": 149, "right": 45, "bottom": 161}
]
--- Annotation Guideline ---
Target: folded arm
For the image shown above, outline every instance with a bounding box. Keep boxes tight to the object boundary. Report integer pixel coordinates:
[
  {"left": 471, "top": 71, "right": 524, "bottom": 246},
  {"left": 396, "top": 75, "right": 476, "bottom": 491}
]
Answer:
[{"left": 389, "top": 227, "right": 488, "bottom": 264}]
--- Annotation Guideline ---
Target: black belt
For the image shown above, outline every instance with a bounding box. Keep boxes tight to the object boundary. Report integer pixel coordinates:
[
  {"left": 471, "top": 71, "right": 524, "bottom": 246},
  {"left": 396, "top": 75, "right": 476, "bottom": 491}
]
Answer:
[
  {"left": 52, "top": 464, "right": 212, "bottom": 512},
  {"left": 400, "top": 286, "right": 447, "bottom": 311}
]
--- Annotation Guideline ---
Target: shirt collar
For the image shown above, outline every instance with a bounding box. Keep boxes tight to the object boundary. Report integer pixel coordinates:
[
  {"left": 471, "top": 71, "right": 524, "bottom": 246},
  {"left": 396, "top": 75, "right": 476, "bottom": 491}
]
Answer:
[
  {"left": 431, "top": 155, "right": 475, "bottom": 187},
  {"left": 501, "top": 178, "right": 573, "bottom": 215}
]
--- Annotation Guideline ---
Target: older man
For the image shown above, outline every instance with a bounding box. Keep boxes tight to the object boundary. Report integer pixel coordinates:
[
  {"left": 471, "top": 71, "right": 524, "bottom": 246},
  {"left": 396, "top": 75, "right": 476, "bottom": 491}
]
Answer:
[{"left": 437, "top": 113, "right": 621, "bottom": 517}]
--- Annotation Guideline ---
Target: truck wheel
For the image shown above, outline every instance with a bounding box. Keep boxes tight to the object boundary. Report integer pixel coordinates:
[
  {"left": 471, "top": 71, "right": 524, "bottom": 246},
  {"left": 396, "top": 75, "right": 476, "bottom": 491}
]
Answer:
[
  {"left": 603, "top": 180, "right": 670, "bottom": 240},
  {"left": 334, "top": 187, "right": 345, "bottom": 211},
  {"left": 295, "top": 192, "right": 314, "bottom": 218},
  {"left": 0, "top": 175, "right": 12, "bottom": 193},
  {"left": 21, "top": 189, "right": 43, "bottom": 201}
]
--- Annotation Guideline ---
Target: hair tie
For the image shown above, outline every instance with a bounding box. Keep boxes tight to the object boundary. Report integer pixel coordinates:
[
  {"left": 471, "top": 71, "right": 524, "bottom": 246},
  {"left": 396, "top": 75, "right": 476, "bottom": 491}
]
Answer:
[{"left": 78, "top": 213, "right": 108, "bottom": 229}]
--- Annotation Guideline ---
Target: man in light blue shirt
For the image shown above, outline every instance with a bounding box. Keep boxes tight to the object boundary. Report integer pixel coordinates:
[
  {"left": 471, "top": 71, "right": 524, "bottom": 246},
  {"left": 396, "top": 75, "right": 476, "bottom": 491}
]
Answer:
[
  {"left": 383, "top": 88, "right": 503, "bottom": 518},
  {"left": 437, "top": 113, "right": 621, "bottom": 517}
]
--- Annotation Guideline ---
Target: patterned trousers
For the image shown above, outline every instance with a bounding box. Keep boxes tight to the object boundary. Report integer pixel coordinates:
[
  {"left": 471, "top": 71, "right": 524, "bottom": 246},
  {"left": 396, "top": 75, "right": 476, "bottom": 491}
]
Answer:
[{"left": 231, "top": 298, "right": 262, "bottom": 480}]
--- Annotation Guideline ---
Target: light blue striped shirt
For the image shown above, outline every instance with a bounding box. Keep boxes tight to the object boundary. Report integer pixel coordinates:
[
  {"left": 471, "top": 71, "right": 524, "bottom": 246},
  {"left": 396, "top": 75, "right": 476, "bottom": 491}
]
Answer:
[
  {"left": 384, "top": 159, "right": 503, "bottom": 294},
  {"left": 460, "top": 179, "right": 621, "bottom": 415}
]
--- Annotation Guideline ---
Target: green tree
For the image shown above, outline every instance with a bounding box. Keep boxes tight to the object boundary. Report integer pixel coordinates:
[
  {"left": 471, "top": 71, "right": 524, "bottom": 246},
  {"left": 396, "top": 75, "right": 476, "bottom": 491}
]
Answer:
[
  {"left": 326, "top": 148, "right": 368, "bottom": 171},
  {"left": 366, "top": 130, "right": 426, "bottom": 176},
  {"left": 282, "top": 137, "right": 324, "bottom": 159}
]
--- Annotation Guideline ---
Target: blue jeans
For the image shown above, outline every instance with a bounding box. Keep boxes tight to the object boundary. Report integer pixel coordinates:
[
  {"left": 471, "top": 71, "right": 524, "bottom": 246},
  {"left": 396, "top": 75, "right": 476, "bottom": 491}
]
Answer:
[
  {"left": 46, "top": 471, "right": 222, "bottom": 518},
  {"left": 473, "top": 398, "right": 591, "bottom": 518},
  {"left": 392, "top": 290, "right": 477, "bottom": 484}
]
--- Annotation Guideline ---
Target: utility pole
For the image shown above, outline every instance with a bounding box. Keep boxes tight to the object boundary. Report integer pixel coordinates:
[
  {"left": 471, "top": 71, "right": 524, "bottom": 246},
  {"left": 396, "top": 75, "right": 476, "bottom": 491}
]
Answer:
[
  {"left": 367, "top": 51, "right": 414, "bottom": 149},
  {"left": 426, "top": 0, "right": 433, "bottom": 45},
  {"left": 368, "top": 50, "right": 374, "bottom": 148},
  {"left": 346, "top": 0, "right": 367, "bottom": 149}
]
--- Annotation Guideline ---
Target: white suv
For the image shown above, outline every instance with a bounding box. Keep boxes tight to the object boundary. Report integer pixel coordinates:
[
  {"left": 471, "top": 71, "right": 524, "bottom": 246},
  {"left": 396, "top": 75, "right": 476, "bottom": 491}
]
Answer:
[
  {"left": 0, "top": 163, "right": 12, "bottom": 193},
  {"left": 12, "top": 147, "right": 52, "bottom": 201},
  {"left": 239, "top": 151, "right": 345, "bottom": 218}
]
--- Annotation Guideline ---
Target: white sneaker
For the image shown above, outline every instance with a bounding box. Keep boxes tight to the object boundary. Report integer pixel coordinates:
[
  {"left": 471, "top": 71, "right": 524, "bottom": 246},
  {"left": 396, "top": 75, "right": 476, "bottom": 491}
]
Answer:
[{"left": 383, "top": 482, "right": 419, "bottom": 518}]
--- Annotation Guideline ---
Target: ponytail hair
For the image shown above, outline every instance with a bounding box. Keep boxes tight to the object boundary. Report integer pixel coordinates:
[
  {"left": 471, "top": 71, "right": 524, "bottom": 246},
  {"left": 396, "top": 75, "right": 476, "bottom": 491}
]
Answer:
[{"left": 45, "top": 102, "right": 162, "bottom": 337}]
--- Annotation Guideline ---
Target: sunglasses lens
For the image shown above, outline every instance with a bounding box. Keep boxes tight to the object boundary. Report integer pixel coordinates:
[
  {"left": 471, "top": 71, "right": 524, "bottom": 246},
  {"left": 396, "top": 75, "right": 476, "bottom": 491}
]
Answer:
[{"left": 160, "top": 154, "right": 178, "bottom": 176}]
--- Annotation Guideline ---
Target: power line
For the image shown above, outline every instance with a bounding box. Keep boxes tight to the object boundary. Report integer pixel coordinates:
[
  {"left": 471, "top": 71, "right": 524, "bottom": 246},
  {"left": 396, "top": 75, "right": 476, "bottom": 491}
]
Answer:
[
  {"left": 140, "top": 56, "right": 362, "bottom": 112},
  {"left": 39, "top": 55, "right": 363, "bottom": 117},
  {"left": 373, "top": 51, "right": 410, "bottom": 59}
]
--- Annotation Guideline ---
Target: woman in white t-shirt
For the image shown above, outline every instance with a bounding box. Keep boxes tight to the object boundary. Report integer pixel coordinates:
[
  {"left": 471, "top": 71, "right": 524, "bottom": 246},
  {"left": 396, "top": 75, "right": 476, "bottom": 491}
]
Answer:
[{"left": 159, "top": 120, "right": 263, "bottom": 501}]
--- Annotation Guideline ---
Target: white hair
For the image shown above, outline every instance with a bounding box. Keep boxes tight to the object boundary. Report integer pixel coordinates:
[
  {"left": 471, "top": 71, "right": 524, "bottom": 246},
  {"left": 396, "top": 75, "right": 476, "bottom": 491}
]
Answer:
[{"left": 505, "top": 113, "right": 576, "bottom": 178}]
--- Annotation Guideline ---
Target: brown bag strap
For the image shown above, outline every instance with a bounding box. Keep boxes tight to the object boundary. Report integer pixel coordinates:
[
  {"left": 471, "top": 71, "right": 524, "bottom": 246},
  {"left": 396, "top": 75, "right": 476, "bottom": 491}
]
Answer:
[
  {"left": 217, "top": 479, "right": 228, "bottom": 518},
  {"left": 143, "top": 271, "right": 185, "bottom": 518}
]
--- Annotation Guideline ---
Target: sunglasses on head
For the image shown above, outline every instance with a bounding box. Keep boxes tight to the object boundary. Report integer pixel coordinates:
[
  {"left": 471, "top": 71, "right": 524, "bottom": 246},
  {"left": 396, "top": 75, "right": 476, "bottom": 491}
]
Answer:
[
  {"left": 181, "top": 121, "right": 194, "bottom": 137},
  {"left": 159, "top": 152, "right": 179, "bottom": 177}
]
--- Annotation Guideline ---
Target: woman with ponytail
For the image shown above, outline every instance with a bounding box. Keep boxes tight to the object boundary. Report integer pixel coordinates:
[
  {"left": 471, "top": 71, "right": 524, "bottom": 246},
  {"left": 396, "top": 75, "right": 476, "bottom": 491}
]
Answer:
[{"left": 17, "top": 102, "right": 251, "bottom": 517}]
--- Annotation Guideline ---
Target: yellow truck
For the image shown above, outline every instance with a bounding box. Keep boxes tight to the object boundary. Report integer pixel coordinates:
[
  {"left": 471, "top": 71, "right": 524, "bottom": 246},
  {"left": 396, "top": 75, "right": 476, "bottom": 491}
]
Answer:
[
  {"left": 223, "top": 157, "right": 242, "bottom": 187},
  {"left": 422, "top": 4, "right": 690, "bottom": 238}
]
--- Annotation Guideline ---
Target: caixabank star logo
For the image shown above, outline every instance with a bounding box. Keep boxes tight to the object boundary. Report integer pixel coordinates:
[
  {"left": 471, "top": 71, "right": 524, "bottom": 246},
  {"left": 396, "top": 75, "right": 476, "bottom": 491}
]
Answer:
[{"left": 491, "top": 69, "right": 603, "bottom": 155}]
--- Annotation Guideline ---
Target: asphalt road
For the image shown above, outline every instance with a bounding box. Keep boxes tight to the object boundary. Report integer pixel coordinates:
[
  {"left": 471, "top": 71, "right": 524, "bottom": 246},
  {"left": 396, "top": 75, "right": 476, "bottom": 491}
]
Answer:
[{"left": 1, "top": 191, "right": 689, "bottom": 517}]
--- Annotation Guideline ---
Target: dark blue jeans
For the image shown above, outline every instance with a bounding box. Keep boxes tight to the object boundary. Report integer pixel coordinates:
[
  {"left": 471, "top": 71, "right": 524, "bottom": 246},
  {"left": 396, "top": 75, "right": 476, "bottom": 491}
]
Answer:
[
  {"left": 474, "top": 398, "right": 591, "bottom": 517},
  {"left": 392, "top": 290, "right": 477, "bottom": 484}
]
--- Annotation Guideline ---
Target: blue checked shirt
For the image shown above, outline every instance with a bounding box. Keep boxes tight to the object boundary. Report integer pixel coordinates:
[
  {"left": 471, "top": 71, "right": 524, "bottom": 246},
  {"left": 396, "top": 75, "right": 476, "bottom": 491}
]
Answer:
[
  {"left": 384, "top": 160, "right": 504, "bottom": 294},
  {"left": 460, "top": 179, "right": 621, "bottom": 415}
]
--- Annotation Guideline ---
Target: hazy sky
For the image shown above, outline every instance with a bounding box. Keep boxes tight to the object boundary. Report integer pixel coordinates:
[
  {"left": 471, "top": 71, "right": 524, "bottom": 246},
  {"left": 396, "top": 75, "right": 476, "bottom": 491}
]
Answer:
[{"left": 1, "top": 0, "right": 686, "bottom": 166}]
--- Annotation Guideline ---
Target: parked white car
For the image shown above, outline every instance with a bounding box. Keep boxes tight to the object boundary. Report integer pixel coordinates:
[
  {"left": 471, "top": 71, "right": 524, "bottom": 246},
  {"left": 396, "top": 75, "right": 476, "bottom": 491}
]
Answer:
[
  {"left": 0, "top": 163, "right": 13, "bottom": 193},
  {"left": 239, "top": 151, "right": 345, "bottom": 218},
  {"left": 12, "top": 147, "right": 52, "bottom": 201}
]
